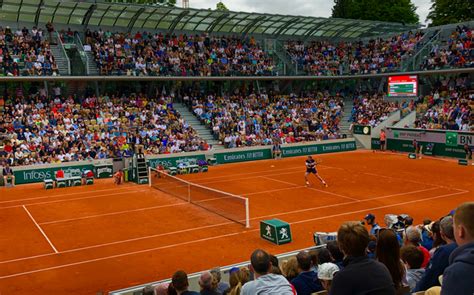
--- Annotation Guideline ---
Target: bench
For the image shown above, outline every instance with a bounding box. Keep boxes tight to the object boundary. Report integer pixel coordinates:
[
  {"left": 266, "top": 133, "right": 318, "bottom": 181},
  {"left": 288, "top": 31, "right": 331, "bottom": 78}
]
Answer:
[{"left": 44, "top": 179, "right": 54, "bottom": 189}]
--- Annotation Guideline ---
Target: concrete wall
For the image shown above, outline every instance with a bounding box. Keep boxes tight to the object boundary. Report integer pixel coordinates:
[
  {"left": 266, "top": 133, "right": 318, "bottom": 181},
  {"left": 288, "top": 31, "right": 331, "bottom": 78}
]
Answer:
[
  {"left": 394, "top": 111, "right": 417, "bottom": 128},
  {"left": 353, "top": 110, "right": 401, "bottom": 149}
]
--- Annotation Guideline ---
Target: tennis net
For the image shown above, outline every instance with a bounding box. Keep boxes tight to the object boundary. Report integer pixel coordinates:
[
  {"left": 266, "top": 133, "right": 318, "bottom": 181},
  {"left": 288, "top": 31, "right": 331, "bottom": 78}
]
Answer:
[{"left": 149, "top": 168, "right": 250, "bottom": 228}]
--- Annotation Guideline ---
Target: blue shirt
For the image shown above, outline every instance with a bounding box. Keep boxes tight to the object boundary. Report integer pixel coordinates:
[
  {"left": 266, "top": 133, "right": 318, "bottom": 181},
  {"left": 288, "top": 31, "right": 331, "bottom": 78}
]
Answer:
[{"left": 291, "top": 271, "right": 323, "bottom": 295}]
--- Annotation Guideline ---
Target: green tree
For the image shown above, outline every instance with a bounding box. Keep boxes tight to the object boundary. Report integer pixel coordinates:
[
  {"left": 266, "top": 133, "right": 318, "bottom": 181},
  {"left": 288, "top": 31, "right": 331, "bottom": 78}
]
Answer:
[
  {"left": 427, "top": 0, "right": 474, "bottom": 26},
  {"left": 216, "top": 1, "right": 229, "bottom": 11},
  {"left": 105, "top": 0, "right": 176, "bottom": 6},
  {"left": 331, "top": 0, "right": 419, "bottom": 24}
]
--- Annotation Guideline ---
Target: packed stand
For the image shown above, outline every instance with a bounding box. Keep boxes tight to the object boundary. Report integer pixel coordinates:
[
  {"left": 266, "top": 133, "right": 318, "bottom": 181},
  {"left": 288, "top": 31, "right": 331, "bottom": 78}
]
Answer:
[
  {"left": 421, "top": 26, "right": 474, "bottom": 70},
  {"left": 188, "top": 91, "right": 344, "bottom": 148},
  {"left": 0, "top": 25, "right": 59, "bottom": 76},
  {"left": 285, "top": 31, "right": 424, "bottom": 76},
  {"left": 0, "top": 89, "right": 209, "bottom": 167},
  {"left": 141, "top": 201, "right": 474, "bottom": 295},
  {"left": 414, "top": 76, "right": 473, "bottom": 131},
  {"left": 350, "top": 93, "right": 405, "bottom": 127},
  {"left": 86, "top": 29, "right": 275, "bottom": 76}
]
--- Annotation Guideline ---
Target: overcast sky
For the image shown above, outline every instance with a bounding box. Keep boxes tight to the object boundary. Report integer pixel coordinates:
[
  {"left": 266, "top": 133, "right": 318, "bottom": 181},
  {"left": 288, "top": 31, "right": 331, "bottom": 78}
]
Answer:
[{"left": 183, "top": 0, "right": 432, "bottom": 25}]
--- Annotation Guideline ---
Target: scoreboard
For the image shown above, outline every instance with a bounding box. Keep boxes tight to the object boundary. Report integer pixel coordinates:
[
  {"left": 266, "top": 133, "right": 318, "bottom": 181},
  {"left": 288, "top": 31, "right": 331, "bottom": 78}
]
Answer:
[{"left": 388, "top": 75, "right": 418, "bottom": 97}]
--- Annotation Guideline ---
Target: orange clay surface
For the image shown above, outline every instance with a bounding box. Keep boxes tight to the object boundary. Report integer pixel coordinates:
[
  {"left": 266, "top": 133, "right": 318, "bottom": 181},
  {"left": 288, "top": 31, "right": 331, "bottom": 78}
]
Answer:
[{"left": 0, "top": 150, "right": 472, "bottom": 295}]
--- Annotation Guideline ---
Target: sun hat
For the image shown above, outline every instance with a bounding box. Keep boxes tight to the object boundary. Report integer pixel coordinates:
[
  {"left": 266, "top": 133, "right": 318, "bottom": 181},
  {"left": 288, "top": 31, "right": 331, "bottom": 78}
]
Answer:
[{"left": 317, "top": 263, "right": 339, "bottom": 280}]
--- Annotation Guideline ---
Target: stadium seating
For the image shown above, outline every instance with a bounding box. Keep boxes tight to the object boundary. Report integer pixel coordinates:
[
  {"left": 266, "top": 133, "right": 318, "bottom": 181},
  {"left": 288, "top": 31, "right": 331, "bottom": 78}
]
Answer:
[
  {"left": 189, "top": 91, "right": 344, "bottom": 148},
  {"left": 350, "top": 93, "right": 405, "bottom": 127},
  {"left": 86, "top": 31, "right": 275, "bottom": 76},
  {"left": 0, "top": 92, "right": 209, "bottom": 167},
  {"left": 421, "top": 26, "right": 473, "bottom": 70},
  {"left": 0, "top": 25, "right": 59, "bottom": 76},
  {"left": 286, "top": 31, "right": 425, "bottom": 75}
]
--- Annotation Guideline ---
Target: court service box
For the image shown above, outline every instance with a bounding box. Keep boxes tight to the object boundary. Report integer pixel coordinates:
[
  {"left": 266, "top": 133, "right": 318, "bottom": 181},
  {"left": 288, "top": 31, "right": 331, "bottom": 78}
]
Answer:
[{"left": 260, "top": 219, "right": 292, "bottom": 245}]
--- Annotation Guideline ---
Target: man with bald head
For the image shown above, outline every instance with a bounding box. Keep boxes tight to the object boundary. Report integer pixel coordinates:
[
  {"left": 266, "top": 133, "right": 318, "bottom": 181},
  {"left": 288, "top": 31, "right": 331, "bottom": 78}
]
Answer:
[
  {"left": 442, "top": 202, "right": 474, "bottom": 295},
  {"left": 291, "top": 250, "right": 323, "bottom": 295},
  {"left": 241, "top": 249, "right": 294, "bottom": 295},
  {"left": 199, "top": 271, "right": 219, "bottom": 295}
]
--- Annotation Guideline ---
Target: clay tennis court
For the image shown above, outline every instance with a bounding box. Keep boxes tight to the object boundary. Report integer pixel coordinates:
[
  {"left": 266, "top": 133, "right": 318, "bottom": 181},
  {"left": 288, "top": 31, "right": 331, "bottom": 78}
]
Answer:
[{"left": 0, "top": 150, "right": 472, "bottom": 294}]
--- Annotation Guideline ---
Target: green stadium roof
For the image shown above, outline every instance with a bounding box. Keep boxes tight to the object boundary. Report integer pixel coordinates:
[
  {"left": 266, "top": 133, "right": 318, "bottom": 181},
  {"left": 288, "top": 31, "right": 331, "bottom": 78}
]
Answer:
[{"left": 0, "top": 0, "right": 418, "bottom": 39}]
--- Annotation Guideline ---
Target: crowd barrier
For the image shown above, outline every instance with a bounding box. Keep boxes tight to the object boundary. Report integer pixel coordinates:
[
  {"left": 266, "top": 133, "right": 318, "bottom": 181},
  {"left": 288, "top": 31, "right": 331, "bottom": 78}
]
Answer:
[
  {"left": 108, "top": 245, "right": 326, "bottom": 295},
  {"left": 1, "top": 139, "right": 356, "bottom": 186},
  {"left": 385, "top": 128, "right": 473, "bottom": 158}
]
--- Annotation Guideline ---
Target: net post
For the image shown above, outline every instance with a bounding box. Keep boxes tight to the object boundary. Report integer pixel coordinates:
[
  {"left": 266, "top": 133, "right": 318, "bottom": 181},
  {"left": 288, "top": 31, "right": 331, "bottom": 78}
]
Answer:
[
  {"left": 148, "top": 167, "right": 152, "bottom": 187},
  {"left": 245, "top": 198, "right": 250, "bottom": 228}
]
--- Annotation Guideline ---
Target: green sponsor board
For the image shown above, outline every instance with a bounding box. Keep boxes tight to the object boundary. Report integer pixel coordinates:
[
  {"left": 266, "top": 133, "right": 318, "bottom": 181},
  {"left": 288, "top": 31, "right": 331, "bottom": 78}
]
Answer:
[
  {"left": 387, "top": 139, "right": 466, "bottom": 158},
  {"left": 14, "top": 164, "right": 94, "bottom": 185},
  {"left": 282, "top": 141, "right": 356, "bottom": 157},
  {"left": 353, "top": 125, "right": 371, "bottom": 135},
  {"left": 445, "top": 132, "right": 458, "bottom": 147},
  {"left": 147, "top": 154, "right": 206, "bottom": 168},
  {"left": 215, "top": 149, "right": 271, "bottom": 164},
  {"left": 94, "top": 164, "right": 113, "bottom": 178},
  {"left": 260, "top": 219, "right": 292, "bottom": 245},
  {"left": 371, "top": 138, "right": 381, "bottom": 150}
]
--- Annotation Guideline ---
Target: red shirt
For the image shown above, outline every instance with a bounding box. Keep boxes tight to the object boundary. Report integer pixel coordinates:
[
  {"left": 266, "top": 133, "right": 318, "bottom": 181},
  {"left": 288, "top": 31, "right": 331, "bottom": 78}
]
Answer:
[{"left": 418, "top": 245, "right": 430, "bottom": 268}]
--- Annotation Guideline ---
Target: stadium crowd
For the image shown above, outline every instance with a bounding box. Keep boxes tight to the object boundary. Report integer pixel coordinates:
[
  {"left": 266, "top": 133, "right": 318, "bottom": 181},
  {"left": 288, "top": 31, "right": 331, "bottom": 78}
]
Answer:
[
  {"left": 421, "top": 26, "right": 474, "bottom": 70},
  {"left": 285, "top": 31, "right": 424, "bottom": 76},
  {"left": 140, "top": 202, "right": 474, "bottom": 295},
  {"left": 350, "top": 93, "right": 405, "bottom": 127},
  {"left": 86, "top": 30, "right": 275, "bottom": 76},
  {"left": 187, "top": 91, "right": 344, "bottom": 148},
  {"left": 0, "top": 25, "right": 59, "bottom": 76},
  {"left": 414, "top": 76, "right": 473, "bottom": 131},
  {"left": 0, "top": 90, "right": 208, "bottom": 167}
]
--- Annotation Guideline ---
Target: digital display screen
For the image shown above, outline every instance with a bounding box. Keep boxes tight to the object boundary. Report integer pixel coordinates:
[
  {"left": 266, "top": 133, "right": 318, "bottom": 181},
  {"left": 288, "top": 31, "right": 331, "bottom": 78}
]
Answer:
[{"left": 388, "top": 75, "right": 418, "bottom": 97}]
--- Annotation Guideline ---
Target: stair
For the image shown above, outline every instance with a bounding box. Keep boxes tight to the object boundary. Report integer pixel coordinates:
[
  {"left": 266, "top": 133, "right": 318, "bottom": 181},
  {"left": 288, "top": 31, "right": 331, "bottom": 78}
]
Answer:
[
  {"left": 340, "top": 100, "right": 364, "bottom": 150},
  {"left": 84, "top": 51, "right": 99, "bottom": 76},
  {"left": 50, "top": 44, "right": 70, "bottom": 76},
  {"left": 173, "top": 103, "right": 225, "bottom": 150}
]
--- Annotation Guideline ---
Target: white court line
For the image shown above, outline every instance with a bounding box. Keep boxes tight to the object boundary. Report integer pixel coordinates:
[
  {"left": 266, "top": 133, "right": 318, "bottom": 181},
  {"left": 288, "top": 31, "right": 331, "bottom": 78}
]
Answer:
[
  {"left": 39, "top": 201, "right": 189, "bottom": 225},
  {"left": 0, "top": 186, "right": 444, "bottom": 265},
  {"left": 0, "top": 189, "right": 467, "bottom": 280},
  {"left": 39, "top": 186, "right": 307, "bottom": 225},
  {"left": 0, "top": 186, "right": 136, "bottom": 205},
  {"left": 0, "top": 189, "right": 149, "bottom": 210},
  {"left": 261, "top": 175, "right": 359, "bottom": 202},
  {"left": 189, "top": 166, "right": 303, "bottom": 183},
  {"left": 22, "top": 205, "right": 58, "bottom": 254}
]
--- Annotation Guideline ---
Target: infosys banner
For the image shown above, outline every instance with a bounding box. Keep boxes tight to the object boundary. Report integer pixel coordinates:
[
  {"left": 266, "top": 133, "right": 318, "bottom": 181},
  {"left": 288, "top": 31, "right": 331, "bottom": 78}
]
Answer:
[
  {"left": 147, "top": 154, "right": 206, "bottom": 168},
  {"left": 13, "top": 164, "right": 94, "bottom": 185},
  {"left": 386, "top": 128, "right": 473, "bottom": 158},
  {"left": 281, "top": 141, "right": 356, "bottom": 157}
]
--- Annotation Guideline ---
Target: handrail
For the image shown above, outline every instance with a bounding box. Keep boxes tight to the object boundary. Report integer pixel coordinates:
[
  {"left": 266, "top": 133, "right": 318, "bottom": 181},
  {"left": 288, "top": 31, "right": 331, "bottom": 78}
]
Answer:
[
  {"left": 55, "top": 31, "right": 71, "bottom": 75},
  {"left": 74, "top": 32, "right": 90, "bottom": 75},
  {"left": 406, "top": 29, "right": 443, "bottom": 71}
]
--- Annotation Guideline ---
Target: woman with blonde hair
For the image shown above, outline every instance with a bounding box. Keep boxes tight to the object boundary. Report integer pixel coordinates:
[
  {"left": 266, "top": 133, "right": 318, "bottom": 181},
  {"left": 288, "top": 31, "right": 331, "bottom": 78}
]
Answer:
[{"left": 281, "top": 257, "right": 299, "bottom": 282}]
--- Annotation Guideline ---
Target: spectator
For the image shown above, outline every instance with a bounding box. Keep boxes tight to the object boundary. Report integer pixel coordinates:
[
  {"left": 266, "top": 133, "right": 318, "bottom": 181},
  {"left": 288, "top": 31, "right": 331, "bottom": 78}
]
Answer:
[
  {"left": 241, "top": 249, "right": 294, "bottom": 295},
  {"left": 2, "top": 162, "right": 15, "bottom": 186},
  {"left": 142, "top": 285, "right": 155, "bottom": 295},
  {"left": 414, "top": 216, "right": 457, "bottom": 292},
  {"left": 429, "top": 221, "right": 446, "bottom": 256},
  {"left": 317, "top": 262, "right": 340, "bottom": 292},
  {"left": 404, "top": 226, "right": 431, "bottom": 268},
  {"left": 317, "top": 248, "right": 334, "bottom": 264},
  {"left": 330, "top": 221, "right": 395, "bottom": 294},
  {"left": 281, "top": 257, "right": 299, "bottom": 282},
  {"left": 441, "top": 202, "right": 474, "bottom": 295},
  {"left": 171, "top": 270, "right": 199, "bottom": 295},
  {"left": 199, "top": 271, "right": 219, "bottom": 295},
  {"left": 376, "top": 229, "right": 407, "bottom": 292},
  {"left": 154, "top": 283, "right": 170, "bottom": 295},
  {"left": 226, "top": 267, "right": 249, "bottom": 295},
  {"left": 291, "top": 251, "right": 323, "bottom": 295},
  {"left": 364, "top": 213, "right": 382, "bottom": 235},
  {"left": 400, "top": 245, "right": 426, "bottom": 292},
  {"left": 327, "top": 241, "right": 344, "bottom": 269},
  {"left": 210, "top": 268, "right": 229, "bottom": 295}
]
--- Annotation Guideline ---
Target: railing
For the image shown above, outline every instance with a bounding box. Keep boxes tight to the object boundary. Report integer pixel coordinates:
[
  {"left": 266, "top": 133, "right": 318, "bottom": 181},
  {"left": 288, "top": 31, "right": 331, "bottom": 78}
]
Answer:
[
  {"left": 74, "top": 33, "right": 90, "bottom": 75},
  {"left": 109, "top": 244, "right": 326, "bottom": 295},
  {"left": 55, "top": 31, "right": 71, "bottom": 75},
  {"left": 402, "top": 29, "right": 443, "bottom": 72}
]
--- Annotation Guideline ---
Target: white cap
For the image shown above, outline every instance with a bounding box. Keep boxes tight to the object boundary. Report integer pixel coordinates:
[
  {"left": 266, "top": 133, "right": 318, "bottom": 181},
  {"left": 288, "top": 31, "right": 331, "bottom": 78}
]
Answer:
[{"left": 317, "top": 263, "right": 339, "bottom": 280}]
